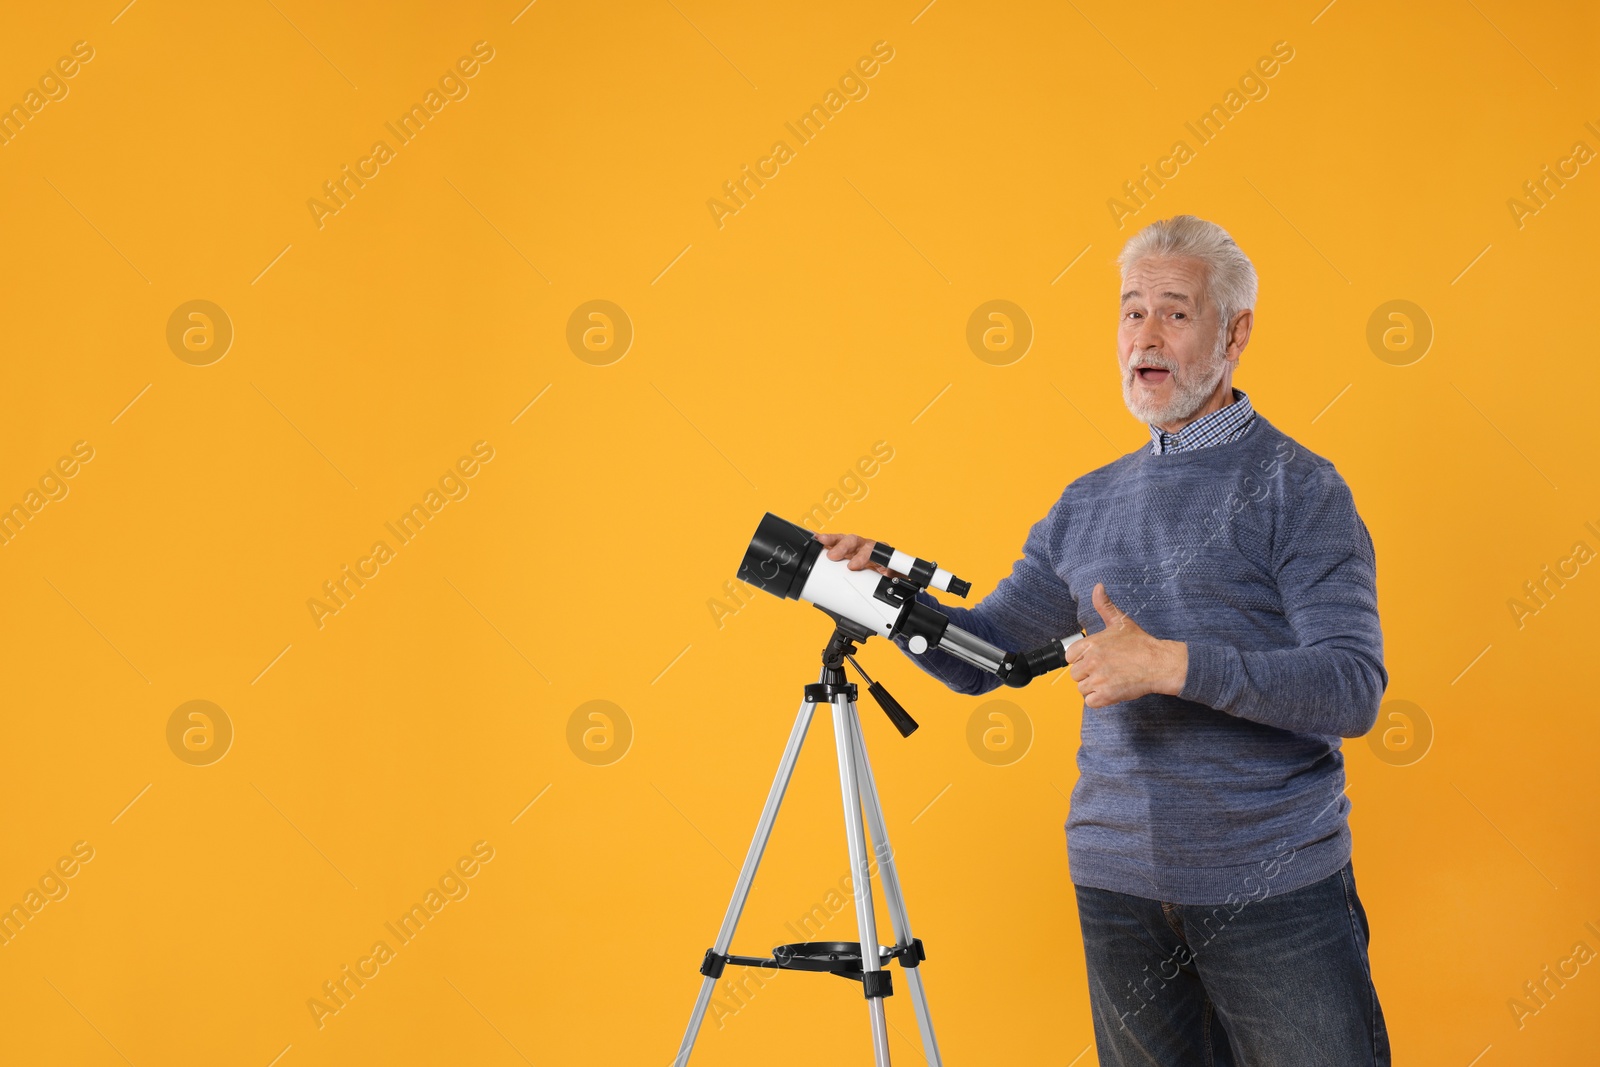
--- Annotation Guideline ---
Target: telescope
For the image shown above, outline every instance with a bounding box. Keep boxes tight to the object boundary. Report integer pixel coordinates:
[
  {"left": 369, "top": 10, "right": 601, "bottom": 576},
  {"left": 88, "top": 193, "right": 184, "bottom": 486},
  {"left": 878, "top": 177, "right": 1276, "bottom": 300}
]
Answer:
[
  {"left": 737, "top": 512, "right": 1084, "bottom": 713},
  {"left": 673, "top": 514, "right": 1088, "bottom": 1067}
]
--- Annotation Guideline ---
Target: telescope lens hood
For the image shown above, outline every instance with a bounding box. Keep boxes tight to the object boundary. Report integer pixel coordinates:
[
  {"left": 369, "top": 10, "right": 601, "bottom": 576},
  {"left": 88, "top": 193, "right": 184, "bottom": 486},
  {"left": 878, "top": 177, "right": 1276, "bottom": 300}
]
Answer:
[{"left": 738, "top": 512, "right": 823, "bottom": 600}]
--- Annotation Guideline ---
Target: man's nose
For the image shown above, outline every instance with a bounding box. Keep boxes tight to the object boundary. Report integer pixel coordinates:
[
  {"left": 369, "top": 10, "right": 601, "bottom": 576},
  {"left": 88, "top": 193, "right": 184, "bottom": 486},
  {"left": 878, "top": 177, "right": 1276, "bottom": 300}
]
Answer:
[
  {"left": 1132, "top": 316, "right": 1163, "bottom": 348},
  {"left": 1129, "top": 321, "right": 1164, "bottom": 358}
]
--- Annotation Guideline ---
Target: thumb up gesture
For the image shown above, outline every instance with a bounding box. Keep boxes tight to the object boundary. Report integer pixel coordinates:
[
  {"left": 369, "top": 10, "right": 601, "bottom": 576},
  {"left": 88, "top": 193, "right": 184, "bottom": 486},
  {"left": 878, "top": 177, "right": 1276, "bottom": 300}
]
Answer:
[{"left": 1064, "top": 583, "right": 1189, "bottom": 708}]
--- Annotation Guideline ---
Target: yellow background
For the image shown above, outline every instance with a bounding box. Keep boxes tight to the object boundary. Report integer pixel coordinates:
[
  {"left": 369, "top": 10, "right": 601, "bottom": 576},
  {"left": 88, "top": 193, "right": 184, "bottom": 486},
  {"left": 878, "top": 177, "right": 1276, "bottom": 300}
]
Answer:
[{"left": 1, "top": 0, "right": 1596, "bottom": 1064}]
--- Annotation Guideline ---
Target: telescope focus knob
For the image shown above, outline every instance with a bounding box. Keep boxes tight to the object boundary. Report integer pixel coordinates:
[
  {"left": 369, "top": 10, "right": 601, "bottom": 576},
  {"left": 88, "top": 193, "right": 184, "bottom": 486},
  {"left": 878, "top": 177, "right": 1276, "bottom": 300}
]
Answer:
[{"left": 907, "top": 635, "right": 929, "bottom": 654}]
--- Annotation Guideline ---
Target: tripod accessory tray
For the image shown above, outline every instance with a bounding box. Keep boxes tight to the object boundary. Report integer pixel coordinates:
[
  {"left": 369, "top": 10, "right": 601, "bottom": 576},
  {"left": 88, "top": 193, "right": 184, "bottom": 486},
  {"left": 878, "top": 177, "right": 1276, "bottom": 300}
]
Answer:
[{"left": 699, "top": 938, "right": 926, "bottom": 999}]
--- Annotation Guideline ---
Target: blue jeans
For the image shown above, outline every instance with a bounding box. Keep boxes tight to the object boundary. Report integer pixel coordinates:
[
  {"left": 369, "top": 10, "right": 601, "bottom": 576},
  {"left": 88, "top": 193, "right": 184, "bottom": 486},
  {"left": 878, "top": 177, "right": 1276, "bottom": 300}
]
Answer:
[{"left": 1073, "top": 860, "right": 1389, "bottom": 1066}]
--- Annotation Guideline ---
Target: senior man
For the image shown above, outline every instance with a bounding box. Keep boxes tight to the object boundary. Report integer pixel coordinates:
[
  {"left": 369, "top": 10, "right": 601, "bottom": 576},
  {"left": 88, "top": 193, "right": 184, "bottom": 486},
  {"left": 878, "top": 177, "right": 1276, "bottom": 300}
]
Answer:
[{"left": 817, "top": 215, "right": 1390, "bottom": 1065}]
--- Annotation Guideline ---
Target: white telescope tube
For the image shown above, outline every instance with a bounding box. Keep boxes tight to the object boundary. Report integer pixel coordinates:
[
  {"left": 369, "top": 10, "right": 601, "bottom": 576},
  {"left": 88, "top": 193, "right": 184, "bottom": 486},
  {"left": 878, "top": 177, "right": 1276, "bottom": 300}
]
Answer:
[{"left": 795, "top": 552, "right": 903, "bottom": 638}]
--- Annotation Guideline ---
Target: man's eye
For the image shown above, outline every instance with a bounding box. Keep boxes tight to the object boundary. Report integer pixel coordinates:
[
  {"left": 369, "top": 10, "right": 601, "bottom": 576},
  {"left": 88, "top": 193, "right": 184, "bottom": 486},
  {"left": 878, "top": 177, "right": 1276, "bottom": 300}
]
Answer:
[{"left": 1172, "top": 312, "right": 1186, "bottom": 320}]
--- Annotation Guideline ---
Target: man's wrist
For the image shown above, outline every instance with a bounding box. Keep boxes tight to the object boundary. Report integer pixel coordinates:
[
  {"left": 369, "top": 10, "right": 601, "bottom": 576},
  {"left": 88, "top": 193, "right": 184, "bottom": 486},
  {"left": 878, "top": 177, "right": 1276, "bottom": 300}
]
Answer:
[{"left": 1161, "top": 639, "right": 1189, "bottom": 696}]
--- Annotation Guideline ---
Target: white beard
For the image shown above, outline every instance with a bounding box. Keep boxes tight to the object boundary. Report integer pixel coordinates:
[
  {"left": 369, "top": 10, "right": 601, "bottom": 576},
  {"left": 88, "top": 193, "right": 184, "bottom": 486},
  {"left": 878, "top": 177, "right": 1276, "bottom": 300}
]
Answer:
[{"left": 1122, "top": 331, "right": 1230, "bottom": 427}]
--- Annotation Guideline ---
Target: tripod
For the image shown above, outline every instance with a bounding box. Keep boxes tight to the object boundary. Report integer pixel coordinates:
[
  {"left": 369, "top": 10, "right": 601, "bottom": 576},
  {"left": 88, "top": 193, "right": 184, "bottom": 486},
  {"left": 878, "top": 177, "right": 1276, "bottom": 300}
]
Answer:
[{"left": 672, "top": 621, "right": 943, "bottom": 1067}]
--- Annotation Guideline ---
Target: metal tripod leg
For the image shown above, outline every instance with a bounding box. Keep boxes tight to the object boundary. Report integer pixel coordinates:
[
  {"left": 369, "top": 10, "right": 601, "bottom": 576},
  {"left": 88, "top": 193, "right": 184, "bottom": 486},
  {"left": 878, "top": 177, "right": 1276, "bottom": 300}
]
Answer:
[
  {"left": 848, "top": 705, "right": 944, "bottom": 1066},
  {"left": 832, "top": 695, "right": 893, "bottom": 1066},
  {"left": 672, "top": 687, "right": 821, "bottom": 1067}
]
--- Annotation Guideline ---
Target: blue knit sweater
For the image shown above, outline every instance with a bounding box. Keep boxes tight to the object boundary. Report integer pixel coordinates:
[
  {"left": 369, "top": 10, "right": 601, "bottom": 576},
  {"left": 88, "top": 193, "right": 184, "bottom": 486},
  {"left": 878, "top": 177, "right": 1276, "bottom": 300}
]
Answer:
[{"left": 893, "top": 414, "right": 1386, "bottom": 905}]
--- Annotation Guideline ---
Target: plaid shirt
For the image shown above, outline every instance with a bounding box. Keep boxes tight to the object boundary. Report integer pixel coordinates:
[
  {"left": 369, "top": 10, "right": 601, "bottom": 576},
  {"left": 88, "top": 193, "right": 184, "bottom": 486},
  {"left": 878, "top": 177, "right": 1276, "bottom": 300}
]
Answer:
[{"left": 1148, "top": 388, "right": 1256, "bottom": 455}]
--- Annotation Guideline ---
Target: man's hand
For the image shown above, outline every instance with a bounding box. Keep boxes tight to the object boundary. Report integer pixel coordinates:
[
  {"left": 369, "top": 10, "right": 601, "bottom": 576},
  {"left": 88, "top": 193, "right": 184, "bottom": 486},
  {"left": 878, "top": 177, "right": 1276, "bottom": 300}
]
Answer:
[
  {"left": 1065, "top": 583, "right": 1189, "bottom": 708},
  {"left": 813, "top": 532, "right": 899, "bottom": 577}
]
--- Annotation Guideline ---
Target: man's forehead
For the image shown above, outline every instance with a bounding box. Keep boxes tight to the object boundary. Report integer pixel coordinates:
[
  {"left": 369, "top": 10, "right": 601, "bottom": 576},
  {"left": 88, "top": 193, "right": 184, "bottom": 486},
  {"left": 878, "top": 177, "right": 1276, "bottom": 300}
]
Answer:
[{"left": 1120, "top": 258, "right": 1207, "bottom": 304}]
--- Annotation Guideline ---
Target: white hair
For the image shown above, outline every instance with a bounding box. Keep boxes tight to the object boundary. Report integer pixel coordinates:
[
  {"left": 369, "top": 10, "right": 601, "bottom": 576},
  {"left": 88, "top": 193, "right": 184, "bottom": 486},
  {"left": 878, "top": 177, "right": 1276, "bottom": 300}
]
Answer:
[{"left": 1117, "top": 215, "right": 1258, "bottom": 328}]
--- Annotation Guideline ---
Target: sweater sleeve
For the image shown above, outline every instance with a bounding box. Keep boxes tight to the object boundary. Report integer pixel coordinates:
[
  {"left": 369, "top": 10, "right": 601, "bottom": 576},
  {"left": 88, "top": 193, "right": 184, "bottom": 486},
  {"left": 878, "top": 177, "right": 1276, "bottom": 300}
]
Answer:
[
  {"left": 891, "top": 493, "right": 1079, "bottom": 696},
  {"left": 1178, "top": 465, "right": 1388, "bottom": 738}
]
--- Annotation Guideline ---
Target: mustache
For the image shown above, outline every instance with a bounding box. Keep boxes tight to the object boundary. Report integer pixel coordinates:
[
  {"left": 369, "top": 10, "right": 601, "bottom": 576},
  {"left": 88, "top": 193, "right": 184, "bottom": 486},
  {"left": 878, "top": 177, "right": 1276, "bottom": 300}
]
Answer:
[{"left": 1128, "top": 353, "right": 1178, "bottom": 377}]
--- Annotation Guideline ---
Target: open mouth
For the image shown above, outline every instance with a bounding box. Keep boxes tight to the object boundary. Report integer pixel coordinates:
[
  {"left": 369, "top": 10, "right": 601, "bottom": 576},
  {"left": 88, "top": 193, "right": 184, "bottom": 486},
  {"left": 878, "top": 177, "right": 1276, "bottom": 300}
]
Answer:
[{"left": 1135, "top": 366, "right": 1171, "bottom": 384}]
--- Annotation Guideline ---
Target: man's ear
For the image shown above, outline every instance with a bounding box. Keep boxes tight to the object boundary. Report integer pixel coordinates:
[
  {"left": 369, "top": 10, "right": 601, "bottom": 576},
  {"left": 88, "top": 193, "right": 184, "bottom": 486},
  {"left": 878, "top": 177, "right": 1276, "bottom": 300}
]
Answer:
[{"left": 1226, "top": 308, "right": 1254, "bottom": 362}]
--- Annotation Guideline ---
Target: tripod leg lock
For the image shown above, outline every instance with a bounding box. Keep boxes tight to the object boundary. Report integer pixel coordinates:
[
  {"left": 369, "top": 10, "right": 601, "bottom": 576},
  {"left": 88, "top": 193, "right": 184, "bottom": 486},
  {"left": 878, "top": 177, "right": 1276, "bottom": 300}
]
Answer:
[
  {"left": 861, "top": 970, "right": 894, "bottom": 999},
  {"left": 699, "top": 949, "right": 727, "bottom": 979},
  {"left": 896, "top": 937, "right": 926, "bottom": 968}
]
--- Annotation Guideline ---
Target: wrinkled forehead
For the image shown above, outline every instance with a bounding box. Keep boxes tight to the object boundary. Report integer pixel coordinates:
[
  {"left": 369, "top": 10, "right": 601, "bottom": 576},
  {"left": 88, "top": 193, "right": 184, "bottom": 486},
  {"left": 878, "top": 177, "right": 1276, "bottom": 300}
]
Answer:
[{"left": 1120, "top": 256, "right": 1211, "bottom": 309}]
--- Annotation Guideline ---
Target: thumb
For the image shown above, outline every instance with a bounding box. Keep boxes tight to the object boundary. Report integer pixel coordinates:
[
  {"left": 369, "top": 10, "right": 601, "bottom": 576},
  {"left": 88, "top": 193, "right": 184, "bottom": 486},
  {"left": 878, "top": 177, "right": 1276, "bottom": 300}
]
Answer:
[{"left": 1092, "top": 582, "right": 1138, "bottom": 631}]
